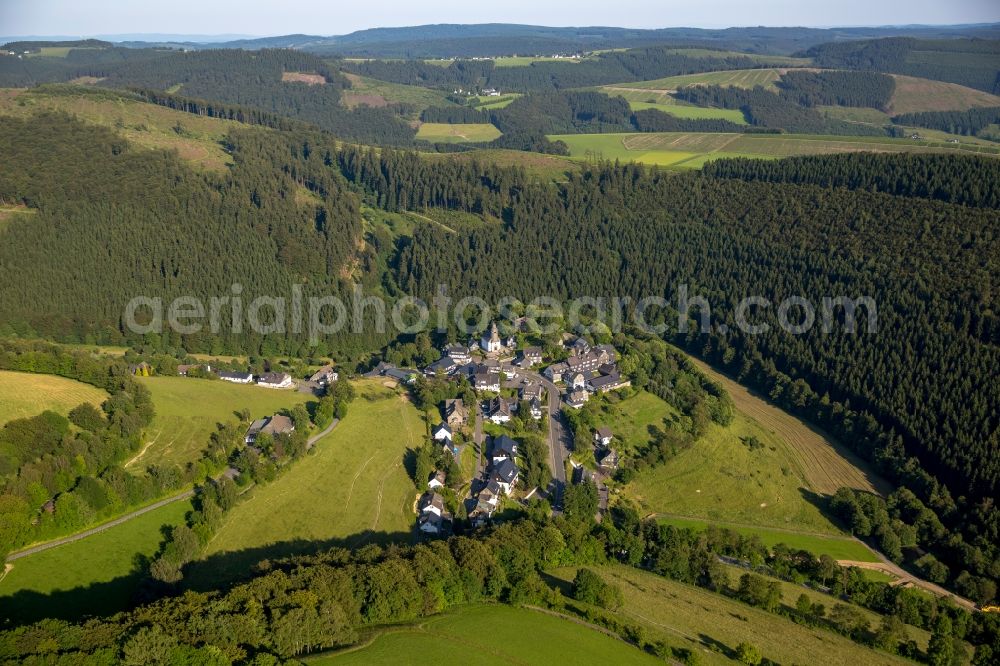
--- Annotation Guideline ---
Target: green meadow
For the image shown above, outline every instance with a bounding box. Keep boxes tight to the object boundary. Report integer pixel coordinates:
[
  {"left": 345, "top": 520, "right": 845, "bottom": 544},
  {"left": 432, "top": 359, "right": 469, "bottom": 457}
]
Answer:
[
  {"left": 131, "top": 375, "right": 312, "bottom": 471},
  {"left": 0, "top": 370, "right": 108, "bottom": 426},
  {"left": 0, "top": 500, "right": 188, "bottom": 624},
  {"left": 311, "top": 604, "right": 659, "bottom": 665}
]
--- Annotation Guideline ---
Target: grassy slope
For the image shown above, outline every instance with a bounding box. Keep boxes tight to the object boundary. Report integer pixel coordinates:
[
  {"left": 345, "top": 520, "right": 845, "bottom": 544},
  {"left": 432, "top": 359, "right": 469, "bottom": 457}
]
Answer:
[
  {"left": 416, "top": 122, "right": 502, "bottom": 143},
  {"left": 0, "top": 500, "right": 188, "bottom": 624},
  {"left": 311, "top": 604, "right": 659, "bottom": 665},
  {"left": 888, "top": 74, "right": 1000, "bottom": 115},
  {"left": 550, "top": 565, "right": 913, "bottom": 666},
  {"left": 603, "top": 68, "right": 786, "bottom": 92},
  {"left": 130, "top": 375, "right": 312, "bottom": 471},
  {"left": 0, "top": 369, "right": 108, "bottom": 425},
  {"left": 550, "top": 131, "right": 1000, "bottom": 168},
  {"left": 192, "top": 379, "right": 420, "bottom": 583},
  {"left": 0, "top": 86, "right": 244, "bottom": 171}
]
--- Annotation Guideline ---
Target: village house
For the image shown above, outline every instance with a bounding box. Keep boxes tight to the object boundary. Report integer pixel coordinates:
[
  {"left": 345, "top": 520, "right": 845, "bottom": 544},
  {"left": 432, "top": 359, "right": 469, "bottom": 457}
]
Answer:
[
  {"left": 491, "top": 434, "right": 519, "bottom": 464},
  {"left": 417, "top": 491, "right": 452, "bottom": 534},
  {"left": 177, "top": 363, "right": 209, "bottom": 376},
  {"left": 492, "top": 459, "right": 519, "bottom": 495},
  {"left": 424, "top": 356, "right": 458, "bottom": 377},
  {"left": 518, "top": 347, "right": 543, "bottom": 367},
  {"left": 419, "top": 491, "right": 445, "bottom": 517},
  {"left": 257, "top": 372, "right": 293, "bottom": 389},
  {"left": 544, "top": 361, "right": 568, "bottom": 383},
  {"left": 486, "top": 396, "right": 513, "bottom": 423},
  {"left": 474, "top": 372, "right": 501, "bottom": 393},
  {"left": 380, "top": 365, "right": 419, "bottom": 385},
  {"left": 597, "top": 448, "right": 620, "bottom": 472},
  {"left": 588, "top": 371, "right": 631, "bottom": 394},
  {"left": 218, "top": 370, "right": 253, "bottom": 384},
  {"left": 244, "top": 414, "right": 296, "bottom": 444},
  {"left": 569, "top": 337, "right": 591, "bottom": 356},
  {"left": 427, "top": 470, "right": 446, "bottom": 489},
  {"left": 433, "top": 422, "right": 453, "bottom": 442},
  {"left": 444, "top": 398, "right": 468, "bottom": 427},
  {"left": 594, "top": 426, "right": 614, "bottom": 448},
  {"left": 442, "top": 343, "right": 473, "bottom": 365},
  {"left": 565, "top": 390, "right": 589, "bottom": 409},
  {"left": 520, "top": 381, "right": 543, "bottom": 402},
  {"left": 529, "top": 397, "right": 544, "bottom": 420},
  {"left": 309, "top": 365, "right": 338, "bottom": 386}
]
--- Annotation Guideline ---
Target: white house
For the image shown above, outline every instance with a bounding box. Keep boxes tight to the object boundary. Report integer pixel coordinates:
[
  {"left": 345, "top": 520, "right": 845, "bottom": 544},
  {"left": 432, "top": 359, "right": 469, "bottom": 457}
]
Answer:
[
  {"left": 309, "top": 365, "right": 338, "bottom": 386},
  {"left": 594, "top": 426, "right": 613, "bottom": 448},
  {"left": 427, "top": 470, "right": 446, "bottom": 489},
  {"left": 492, "top": 459, "right": 519, "bottom": 495},
  {"left": 218, "top": 370, "right": 253, "bottom": 384},
  {"left": 486, "top": 397, "right": 512, "bottom": 424},
  {"left": 257, "top": 372, "right": 293, "bottom": 389},
  {"left": 419, "top": 491, "right": 445, "bottom": 517},
  {"left": 491, "top": 435, "right": 518, "bottom": 464},
  {"left": 433, "top": 422, "right": 453, "bottom": 442}
]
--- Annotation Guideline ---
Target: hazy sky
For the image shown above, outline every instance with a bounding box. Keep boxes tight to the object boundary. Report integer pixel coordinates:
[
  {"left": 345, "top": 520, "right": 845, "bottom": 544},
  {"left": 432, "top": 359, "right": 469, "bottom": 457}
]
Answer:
[{"left": 2, "top": 0, "right": 999, "bottom": 37}]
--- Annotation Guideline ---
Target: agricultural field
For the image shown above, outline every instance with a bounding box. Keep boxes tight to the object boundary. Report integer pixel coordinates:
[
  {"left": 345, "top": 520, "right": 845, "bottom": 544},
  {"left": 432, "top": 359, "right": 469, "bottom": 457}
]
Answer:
[
  {"left": 549, "top": 565, "right": 914, "bottom": 666},
  {"left": 340, "top": 73, "right": 456, "bottom": 115},
  {"left": 313, "top": 604, "right": 658, "bottom": 665},
  {"left": 657, "top": 516, "right": 877, "bottom": 562},
  {"left": 0, "top": 370, "right": 108, "bottom": 426},
  {"left": 190, "top": 380, "right": 421, "bottom": 585},
  {"left": 549, "top": 131, "right": 1000, "bottom": 168},
  {"left": 416, "top": 122, "right": 502, "bottom": 143},
  {"left": 493, "top": 55, "right": 584, "bottom": 67},
  {"left": 0, "top": 86, "right": 242, "bottom": 171},
  {"left": 657, "top": 49, "right": 811, "bottom": 66},
  {"left": 0, "top": 500, "right": 188, "bottom": 624},
  {"left": 130, "top": 375, "right": 312, "bottom": 471},
  {"left": 887, "top": 74, "right": 1000, "bottom": 115}
]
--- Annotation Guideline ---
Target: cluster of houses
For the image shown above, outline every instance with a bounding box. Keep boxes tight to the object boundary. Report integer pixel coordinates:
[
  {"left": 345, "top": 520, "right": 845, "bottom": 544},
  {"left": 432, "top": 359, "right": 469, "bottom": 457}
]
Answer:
[
  {"left": 176, "top": 363, "right": 298, "bottom": 390},
  {"left": 544, "top": 337, "right": 630, "bottom": 408},
  {"left": 417, "top": 487, "right": 454, "bottom": 535},
  {"left": 469, "top": 434, "right": 521, "bottom": 527}
]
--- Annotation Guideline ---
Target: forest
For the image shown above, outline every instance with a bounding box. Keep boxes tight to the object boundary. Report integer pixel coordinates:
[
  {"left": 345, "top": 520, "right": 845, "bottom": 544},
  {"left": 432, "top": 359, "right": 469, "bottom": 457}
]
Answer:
[
  {"left": 701, "top": 153, "right": 1000, "bottom": 209},
  {"left": 893, "top": 106, "right": 1000, "bottom": 137},
  {"left": 802, "top": 37, "right": 1000, "bottom": 93},
  {"left": 674, "top": 84, "right": 887, "bottom": 135},
  {"left": 776, "top": 70, "right": 896, "bottom": 109}
]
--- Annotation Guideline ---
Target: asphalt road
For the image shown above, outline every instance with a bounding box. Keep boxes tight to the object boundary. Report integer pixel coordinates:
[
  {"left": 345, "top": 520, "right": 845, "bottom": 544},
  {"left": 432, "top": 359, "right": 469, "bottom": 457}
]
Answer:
[{"left": 521, "top": 370, "right": 571, "bottom": 508}]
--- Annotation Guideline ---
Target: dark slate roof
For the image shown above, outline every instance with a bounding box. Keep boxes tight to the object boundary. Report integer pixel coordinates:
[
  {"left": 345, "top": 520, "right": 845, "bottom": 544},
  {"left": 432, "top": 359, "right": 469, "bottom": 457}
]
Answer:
[
  {"left": 494, "top": 459, "right": 519, "bottom": 484},
  {"left": 493, "top": 434, "right": 518, "bottom": 458}
]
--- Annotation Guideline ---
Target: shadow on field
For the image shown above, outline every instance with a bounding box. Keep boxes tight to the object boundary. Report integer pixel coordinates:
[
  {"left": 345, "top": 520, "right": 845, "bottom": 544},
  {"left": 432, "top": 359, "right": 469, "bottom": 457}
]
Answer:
[
  {"left": 181, "top": 529, "right": 414, "bottom": 594},
  {"left": 0, "top": 528, "right": 413, "bottom": 629}
]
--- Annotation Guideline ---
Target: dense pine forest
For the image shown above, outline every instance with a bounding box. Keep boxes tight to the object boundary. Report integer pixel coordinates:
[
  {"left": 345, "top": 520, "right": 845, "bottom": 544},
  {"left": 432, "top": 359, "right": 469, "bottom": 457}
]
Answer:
[
  {"left": 803, "top": 37, "right": 1000, "bottom": 93},
  {"left": 701, "top": 153, "right": 1000, "bottom": 209}
]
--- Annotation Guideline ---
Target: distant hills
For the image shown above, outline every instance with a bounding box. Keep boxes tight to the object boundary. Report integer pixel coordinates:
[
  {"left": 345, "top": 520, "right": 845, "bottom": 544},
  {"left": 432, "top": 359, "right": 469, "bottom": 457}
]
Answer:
[{"left": 5, "top": 22, "right": 1000, "bottom": 57}]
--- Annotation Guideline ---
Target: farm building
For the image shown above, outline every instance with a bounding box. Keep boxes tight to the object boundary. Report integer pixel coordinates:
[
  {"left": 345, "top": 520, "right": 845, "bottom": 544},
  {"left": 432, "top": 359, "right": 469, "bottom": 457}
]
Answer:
[
  {"left": 257, "top": 372, "right": 293, "bottom": 389},
  {"left": 218, "top": 370, "right": 253, "bottom": 384}
]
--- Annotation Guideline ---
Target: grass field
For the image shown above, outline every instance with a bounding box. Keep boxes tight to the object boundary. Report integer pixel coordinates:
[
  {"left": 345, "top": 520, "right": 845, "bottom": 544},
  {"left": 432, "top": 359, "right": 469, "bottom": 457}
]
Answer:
[
  {"left": 190, "top": 380, "right": 420, "bottom": 584},
  {"left": 341, "top": 73, "right": 456, "bottom": 116},
  {"left": 658, "top": 516, "right": 877, "bottom": 562},
  {"left": 549, "top": 131, "right": 999, "bottom": 168},
  {"left": 0, "top": 86, "right": 242, "bottom": 171},
  {"left": 626, "top": 406, "right": 848, "bottom": 534},
  {"left": 589, "top": 390, "right": 679, "bottom": 456},
  {"left": 312, "top": 604, "right": 658, "bottom": 665},
  {"left": 0, "top": 500, "right": 188, "bottom": 624},
  {"left": 605, "top": 68, "right": 786, "bottom": 93},
  {"left": 888, "top": 74, "right": 1000, "bottom": 115},
  {"left": 681, "top": 354, "right": 888, "bottom": 496},
  {"left": 549, "top": 565, "right": 913, "bottom": 666},
  {"left": 628, "top": 100, "right": 748, "bottom": 124},
  {"left": 416, "top": 122, "right": 502, "bottom": 143},
  {"left": 470, "top": 93, "right": 521, "bottom": 110},
  {"left": 0, "top": 370, "right": 108, "bottom": 426},
  {"left": 131, "top": 376, "right": 312, "bottom": 471}
]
